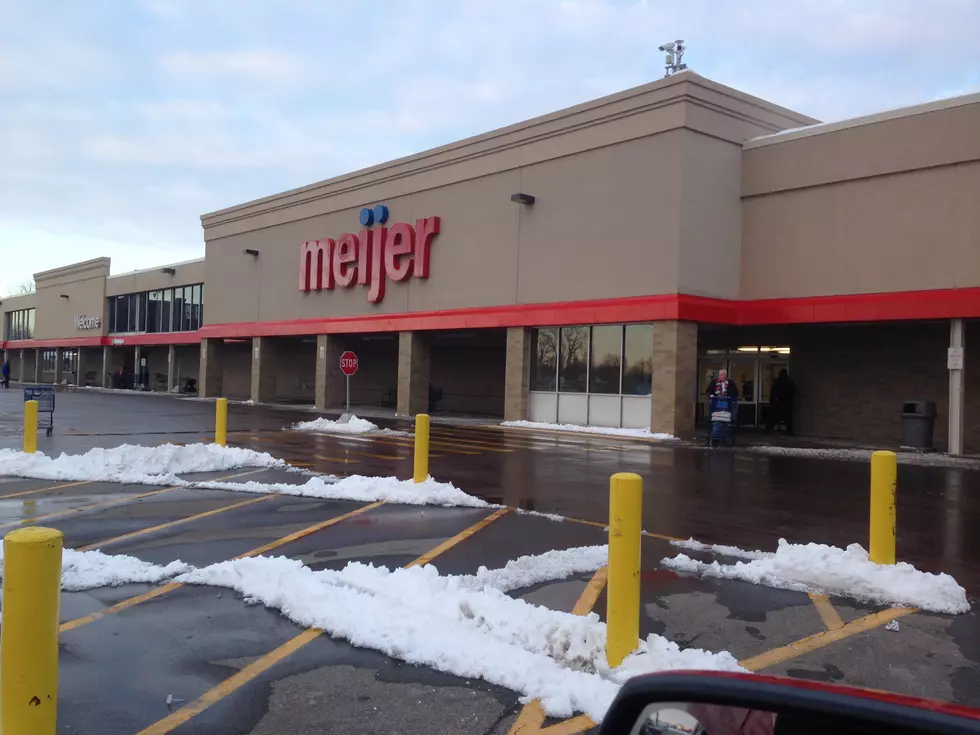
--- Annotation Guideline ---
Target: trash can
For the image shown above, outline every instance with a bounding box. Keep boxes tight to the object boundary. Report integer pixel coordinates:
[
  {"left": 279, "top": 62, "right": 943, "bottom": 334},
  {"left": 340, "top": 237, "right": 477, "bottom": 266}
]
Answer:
[{"left": 901, "top": 400, "right": 937, "bottom": 450}]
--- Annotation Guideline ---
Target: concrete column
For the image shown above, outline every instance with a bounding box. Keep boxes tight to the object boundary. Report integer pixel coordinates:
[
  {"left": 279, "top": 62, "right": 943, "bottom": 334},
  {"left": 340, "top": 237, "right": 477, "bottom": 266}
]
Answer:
[
  {"left": 200, "top": 338, "right": 223, "bottom": 398},
  {"left": 101, "top": 346, "right": 110, "bottom": 388},
  {"left": 314, "top": 335, "right": 345, "bottom": 410},
  {"left": 167, "top": 344, "right": 176, "bottom": 393},
  {"left": 250, "top": 337, "right": 277, "bottom": 404},
  {"left": 504, "top": 327, "right": 531, "bottom": 421},
  {"left": 19, "top": 349, "right": 25, "bottom": 384},
  {"left": 33, "top": 349, "right": 40, "bottom": 383},
  {"left": 397, "top": 331, "right": 430, "bottom": 416},
  {"left": 75, "top": 348, "right": 84, "bottom": 386},
  {"left": 948, "top": 318, "right": 966, "bottom": 455},
  {"left": 650, "top": 320, "right": 698, "bottom": 437},
  {"left": 134, "top": 346, "right": 142, "bottom": 389},
  {"left": 53, "top": 347, "right": 63, "bottom": 385}
]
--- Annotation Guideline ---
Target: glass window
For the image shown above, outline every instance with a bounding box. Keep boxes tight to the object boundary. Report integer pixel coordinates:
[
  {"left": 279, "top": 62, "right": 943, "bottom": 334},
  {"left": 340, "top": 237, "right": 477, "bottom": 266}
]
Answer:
[
  {"left": 5, "top": 309, "right": 35, "bottom": 340},
  {"left": 197, "top": 284, "right": 204, "bottom": 327},
  {"left": 147, "top": 291, "right": 162, "bottom": 333},
  {"left": 530, "top": 328, "right": 558, "bottom": 391},
  {"left": 559, "top": 326, "right": 588, "bottom": 393},
  {"left": 622, "top": 324, "right": 653, "bottom": 396},
  {"left": 162, "top": 289, "right": 173, "bottom": 332},
  {"left": 191, "top": 284, "right": 202, "bottom": 330},
  {"left": 182, "top": 286, "right": 193, "bottom": 331},
  {"left": 127, "top": 294, "right": 139, "bottom": 333},
  {"left": 28, "top": 308, "right": 34, "bottom": 338},
  {"left": 137, "top": 292, "right": 148, "bottom": 332},
  {"left": 589, "top": 325, "right": 622, "bottom": 394}
]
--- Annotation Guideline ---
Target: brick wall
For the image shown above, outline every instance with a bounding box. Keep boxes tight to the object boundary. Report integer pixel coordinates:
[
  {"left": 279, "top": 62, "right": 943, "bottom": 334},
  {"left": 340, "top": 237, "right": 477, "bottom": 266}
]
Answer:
[
  {"left": 221, "top": 342, "right": 252, "bottom": 400},
  {"left": 270, "top": 339, "right": 316, "bottom": 403},
  {"left": 791, "top": 322, "right": 966, "bottom": 450},
  {"left": 174, "top": 345, "right": 199, "bottom": 389}
]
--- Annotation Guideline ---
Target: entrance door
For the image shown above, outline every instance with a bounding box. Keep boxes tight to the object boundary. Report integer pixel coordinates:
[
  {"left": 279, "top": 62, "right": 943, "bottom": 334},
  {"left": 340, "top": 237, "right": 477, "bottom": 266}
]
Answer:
[
  {"left": 696, "top": 359, "right": 727, "bottom": 425},
  {"left": 758, "top": 360, "right": 790, "bottom": 429},
  {"left": 727, "top": 359, "right": 758, "bottom": 427}
]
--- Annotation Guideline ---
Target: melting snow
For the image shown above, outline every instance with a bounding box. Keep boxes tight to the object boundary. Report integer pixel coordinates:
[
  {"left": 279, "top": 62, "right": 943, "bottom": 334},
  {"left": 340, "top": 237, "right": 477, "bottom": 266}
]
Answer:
[
  {"left": 0, "top": 547, "right": 191, "bottom": 591},
  {"left": 670, "top": 538, "right": 770, "bottom": 561},
  {"left": 290, "top": 416, "right": 408, "bottom": 436},
  {"left": 662, "top": 538, "right": 969, "bottom": 615},
  {"left": 0, "top": 444, "right": 284, "bottom": 485},
  {"left": 500, "top": 421, "right": 676, "bottom": 440}
]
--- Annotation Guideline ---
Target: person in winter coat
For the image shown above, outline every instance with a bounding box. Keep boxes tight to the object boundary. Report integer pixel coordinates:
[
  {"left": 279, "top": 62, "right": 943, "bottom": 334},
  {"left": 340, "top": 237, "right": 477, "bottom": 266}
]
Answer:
[
  {"left": 707, "top": 368, "right": 739, "bottom": 400},
  {"left": 766, "top": 368, "right": 796, "bottom": 434},
  {"left": 1, "top": 359, "right": 10, "bottom": 389}
]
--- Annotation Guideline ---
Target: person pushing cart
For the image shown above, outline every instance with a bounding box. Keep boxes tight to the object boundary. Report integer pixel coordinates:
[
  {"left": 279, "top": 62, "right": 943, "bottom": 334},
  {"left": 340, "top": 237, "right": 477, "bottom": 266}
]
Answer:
[{"left": 706, "top": 368, "right": 739, "bottom": 447}]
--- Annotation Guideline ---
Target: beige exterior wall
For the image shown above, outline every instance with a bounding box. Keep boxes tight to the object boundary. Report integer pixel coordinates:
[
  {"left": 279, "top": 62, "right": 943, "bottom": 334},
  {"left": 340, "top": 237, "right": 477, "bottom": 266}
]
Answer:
[
  {"left": 200, "top": 72, "right": 811, "bottom": 329},
  {"left": 105, "top": 258, "right": 205, "bottom": 297},
  {"left": 32, "top": 258, "right": 109, "bottom": 340},
  {"left": 741, "top": 96, "right": 980, "bottom": 299}
]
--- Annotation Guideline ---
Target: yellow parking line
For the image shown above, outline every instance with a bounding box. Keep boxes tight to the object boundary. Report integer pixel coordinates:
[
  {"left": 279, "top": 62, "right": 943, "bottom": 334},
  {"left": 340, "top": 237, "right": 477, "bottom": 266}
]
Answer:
[
  {"left": 313, "top": 455, "right": 362, "bottom": 464},
  {"left": 78, "top": 495, "right": 275, "bottom": 551},
  {"left": 0, "top": 486, "right": 180, "bottom": 531},
  {"left": 406, "top": 508, "right": 511, "bottom": 568},
  {"left": 508, "top": 567, "right": 607, "bottom": 734},
  {"left": 0, "top": 479, "right": 95, "bottom": 500},
  {"left": 809, "top": 593, "right": 845, "bottom": 631},
  {"left": 137, "top": 505, "right": 512, "bottom": 734},
  {"left": 739, "top": 607, "right": 917, "bottom": 672},
  {"left": 59, "top": 501, "right": 385, "bottom": 633}
]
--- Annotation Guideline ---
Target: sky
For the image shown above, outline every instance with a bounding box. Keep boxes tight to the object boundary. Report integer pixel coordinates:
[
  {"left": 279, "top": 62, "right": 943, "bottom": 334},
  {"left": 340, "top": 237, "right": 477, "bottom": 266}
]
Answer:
[{"left": 1, "top": 0, "right": 978, "bottom": 295}]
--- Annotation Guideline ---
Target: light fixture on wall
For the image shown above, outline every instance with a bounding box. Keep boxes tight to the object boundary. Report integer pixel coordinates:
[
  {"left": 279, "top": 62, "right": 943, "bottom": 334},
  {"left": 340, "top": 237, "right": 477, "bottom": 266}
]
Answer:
[
  {"left": 510, "top": 193, "right": 535, "bottom": 205},
  {"left": 161, "top": 267, "right": 176, "bottom": 275},
  {"left": 59, "top": 294, "right": 69, "bottom": 300},
  {"left": 243, "top": 249, "right": 259, "bottom": 257}
]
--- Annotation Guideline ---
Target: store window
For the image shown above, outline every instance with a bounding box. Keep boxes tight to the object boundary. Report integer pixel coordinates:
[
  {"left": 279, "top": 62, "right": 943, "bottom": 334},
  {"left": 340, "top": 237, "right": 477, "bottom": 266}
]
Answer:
[
  {"left": 41, "top": 349, "right": 57, "bottom": 373},
  {"left": 588, "top": 325, "right": 621, "bottom": 394},
  {"left": 558, "top": 326, "right": 589, "bottom": 393},
  {"left": 529, "top": 323, "right": 654, "bottom": 397},
  {"left": 62, "top": 348, "right": 78, "bottom": 377},
  {"left": 622, "top": 324, "right": 653, "bottom": 395},
  {"left": 4, "top": 308, "right": 35, "bottom": 341},
  {"left": 530, "top": 328, "right": 558, "bottom": 391},
  {"left": 108, "top": 284, "right": 203, "bottom": 334}
]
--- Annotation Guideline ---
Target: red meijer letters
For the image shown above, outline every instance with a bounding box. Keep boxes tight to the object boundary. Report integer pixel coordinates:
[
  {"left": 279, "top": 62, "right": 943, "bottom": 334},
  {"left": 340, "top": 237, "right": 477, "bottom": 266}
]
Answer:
[{"left": 297, "top": 216, "right": 441, "bottom": 304}]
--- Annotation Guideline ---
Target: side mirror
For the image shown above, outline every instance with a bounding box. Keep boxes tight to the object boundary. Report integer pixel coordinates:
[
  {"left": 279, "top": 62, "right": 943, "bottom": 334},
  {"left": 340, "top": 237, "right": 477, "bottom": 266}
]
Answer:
[{"left": 599, "top": 672, "right": 980, "bottom": 735}]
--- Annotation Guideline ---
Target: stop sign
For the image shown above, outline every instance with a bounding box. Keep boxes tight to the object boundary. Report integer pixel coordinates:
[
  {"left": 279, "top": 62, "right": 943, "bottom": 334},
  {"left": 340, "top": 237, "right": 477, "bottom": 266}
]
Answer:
[{"left": 339, "top": 351, "right": 359, "bottom": 376}]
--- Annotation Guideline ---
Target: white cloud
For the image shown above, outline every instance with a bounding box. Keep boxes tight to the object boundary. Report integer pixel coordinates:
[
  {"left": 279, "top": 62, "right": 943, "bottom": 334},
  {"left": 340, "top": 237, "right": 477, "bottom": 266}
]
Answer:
[{"left": 159, "top": 50, "right": 306, "bottom": 80}]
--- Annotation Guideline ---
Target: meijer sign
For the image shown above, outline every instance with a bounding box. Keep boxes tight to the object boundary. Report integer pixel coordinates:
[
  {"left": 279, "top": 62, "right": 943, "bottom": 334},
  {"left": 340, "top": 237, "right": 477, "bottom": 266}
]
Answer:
[{"left": 298, "top": 208, "right": 440, "bottom": 304}]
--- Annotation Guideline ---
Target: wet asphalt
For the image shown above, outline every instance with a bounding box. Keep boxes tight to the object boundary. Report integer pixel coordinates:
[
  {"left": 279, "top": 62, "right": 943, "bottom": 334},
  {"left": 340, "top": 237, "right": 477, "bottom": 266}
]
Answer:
[{"left": 0, "top": 387, "right": 978, "bottom": 733}]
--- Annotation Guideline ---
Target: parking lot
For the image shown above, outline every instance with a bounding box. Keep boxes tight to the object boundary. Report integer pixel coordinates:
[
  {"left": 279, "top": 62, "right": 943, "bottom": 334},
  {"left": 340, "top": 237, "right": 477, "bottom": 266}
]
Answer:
[{"left": 0, "top": 389, "right": 978, "bottom": 733}]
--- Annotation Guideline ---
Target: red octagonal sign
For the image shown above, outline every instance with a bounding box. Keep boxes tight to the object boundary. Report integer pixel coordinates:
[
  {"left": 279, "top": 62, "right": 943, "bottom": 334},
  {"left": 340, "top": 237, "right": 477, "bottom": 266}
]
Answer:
[{"left": 339, "top": 351, "right": 359, "bottom": 376}]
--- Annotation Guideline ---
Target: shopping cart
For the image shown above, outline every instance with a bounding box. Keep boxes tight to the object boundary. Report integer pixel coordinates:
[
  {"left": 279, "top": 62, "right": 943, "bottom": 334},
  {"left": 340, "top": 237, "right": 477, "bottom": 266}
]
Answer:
[
  {"left": 706, "top": 395, "right": 737, "bottom": 448},
  {"left": 24, "top": 385, "right": 55, "bottom": 437}
]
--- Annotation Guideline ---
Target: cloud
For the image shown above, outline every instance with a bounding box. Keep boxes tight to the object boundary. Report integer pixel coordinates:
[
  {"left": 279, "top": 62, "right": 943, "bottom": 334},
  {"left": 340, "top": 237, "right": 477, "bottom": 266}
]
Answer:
[
  {"left": 159, "top": 50, "right": 306, "bottom": 81},
  {"left": 0, "top": 0, "right": 978, "bottom": 293}
]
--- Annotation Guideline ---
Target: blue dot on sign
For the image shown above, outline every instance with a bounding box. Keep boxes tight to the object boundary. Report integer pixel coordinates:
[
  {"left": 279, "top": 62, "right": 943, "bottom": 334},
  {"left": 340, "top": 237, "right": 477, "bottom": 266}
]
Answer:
[
  {"left": 373, "top": 204, "right": 389, "bottom": 224},
  {"left": 359, "top": 208, "right": 374, "bottom": 226}
]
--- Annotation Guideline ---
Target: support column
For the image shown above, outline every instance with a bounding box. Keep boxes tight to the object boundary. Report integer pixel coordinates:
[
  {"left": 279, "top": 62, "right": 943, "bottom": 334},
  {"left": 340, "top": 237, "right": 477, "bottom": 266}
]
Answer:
[
  {"left": 250, "top": 337, "right": 277, "bottom": 404},
  {"left": 33, "top": 349, "right": 40, "bottom": 383},
  {"left": 53, "top": 347, "right": 63, "bottom": 385},
  {"left": 651, "top": 320, "right": 698, "bottom": 437},
  {"left": 504, "top": 327, "right": 531, "bottom": 421},
  {"left": 134, "top": 346, "right": 142, "bottom": 389},
  {"left": 101, "top": 346, "right": 110, "bottom": 388},
  {"left": 167, "top": 344, "right": 176, "bottom": 393},
  {"left": 75, "top": 348, "right": 85, "bottom": 386},
  {"left": 948, "top": 318, "right": 966, "bottom": 456},
  {"left": 200, "top": 338, "right": 223, "bottom": 398},
  {"left": 314, "top": 335, "right": 345, "bottom": 410},
  {"left": 397, "top": 331, "right": 430, "bottom": 416},
  {"left": 19, "top": 349, "right": 25, "bottom": 384}
]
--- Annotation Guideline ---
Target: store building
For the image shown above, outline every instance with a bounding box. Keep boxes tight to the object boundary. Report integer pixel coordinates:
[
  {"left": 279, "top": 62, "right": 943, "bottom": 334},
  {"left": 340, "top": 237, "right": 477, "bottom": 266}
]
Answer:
[{"left": 3, "top": 71, "right": 978, "bottom": 452}]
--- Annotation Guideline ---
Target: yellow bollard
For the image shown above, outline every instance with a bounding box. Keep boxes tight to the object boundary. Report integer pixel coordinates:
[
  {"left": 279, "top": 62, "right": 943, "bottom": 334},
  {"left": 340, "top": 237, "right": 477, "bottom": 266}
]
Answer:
[
  {"left": 869, "top": 450, "right": 897, "bottom": 565},
  {"left": 1, "top": 526, "right": 64, "bottom": 735},
  {"left": 215, "top": 397, "right": 228, "bottom": 447},
  {"left": 606, "top": 472, "right": 643, "bottom": 668},
  {"left": 413, "top": 413, "right": 430, "bottom": 484},
  {"left": 23, "top": 399, "right": 38, "bottom": 454}
]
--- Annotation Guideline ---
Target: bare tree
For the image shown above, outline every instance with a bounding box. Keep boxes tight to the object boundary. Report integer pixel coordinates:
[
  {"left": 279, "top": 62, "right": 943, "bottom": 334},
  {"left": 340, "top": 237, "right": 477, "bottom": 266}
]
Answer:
[{"left": 6, "top": 280, "right": 35, "bottom": 297}]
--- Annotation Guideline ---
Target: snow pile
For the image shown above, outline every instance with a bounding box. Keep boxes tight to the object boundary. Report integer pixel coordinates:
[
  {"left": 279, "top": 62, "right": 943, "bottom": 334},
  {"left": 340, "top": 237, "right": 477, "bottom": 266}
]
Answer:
[
  {"left": 670, "top": 538, "right": 770, "bottom": 561},
  {"left": 0, "top": 547, "right": 190, "bottom": 591},
  {"left": 0, "top": 444, "right": 285, "bottom": 485},
  {"left": 462, "top": 545, "right": 608, "bottom": 593},
  {"left": 193, "top": 473, "right": 491, "bottom": 508},
  {"left": 178, "top": 551, "right": 742, "bottom": 721},
  {"left": 290, "top": 416, "right": 397, "bottom": 435},
  {"left": 501, "top": 421, "right": 676, "bottom": 441},
  {"left": 663, "top": 538, "right": 970, "bottom": 614}
]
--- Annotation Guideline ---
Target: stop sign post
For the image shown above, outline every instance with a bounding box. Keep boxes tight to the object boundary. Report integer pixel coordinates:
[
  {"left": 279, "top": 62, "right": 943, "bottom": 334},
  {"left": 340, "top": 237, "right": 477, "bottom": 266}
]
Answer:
[{"left": 340, "top": 351, "right": 358, "bottom": 417}]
